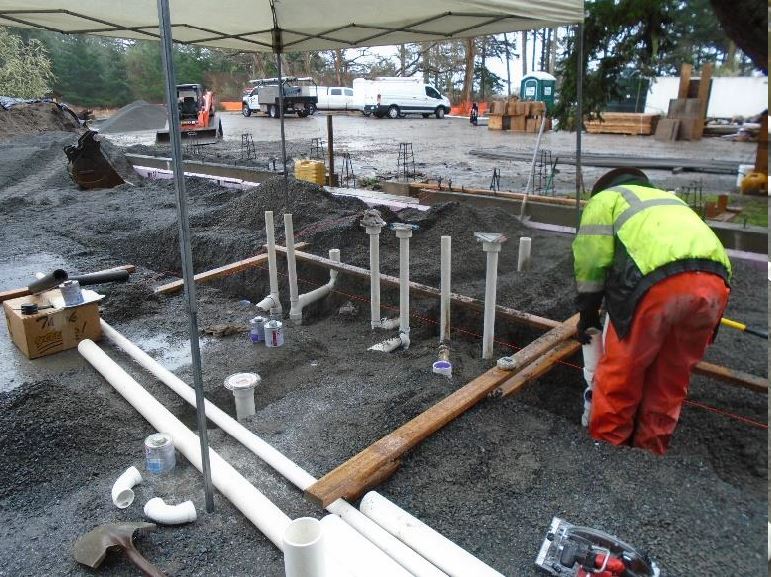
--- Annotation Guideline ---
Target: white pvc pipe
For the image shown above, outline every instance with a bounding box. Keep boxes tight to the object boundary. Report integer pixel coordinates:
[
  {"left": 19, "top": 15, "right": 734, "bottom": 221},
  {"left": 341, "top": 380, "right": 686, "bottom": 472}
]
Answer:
[
  {"left": 367, "top": 227, "right": 382, "bottom": 329},
  {"left": 767, "top": 522, "right": 770, "bottom": 561},
  {"left": 292, "top": 249, "right": 340, "bottom": 323},
  {"left": 283, "top": 517, "right": 325, "bottom": 577},
  {"left": 517, "top": 236, "right": 532, "bottom": 272},
  {"left": 78, "top": 339, "right": 292, "bottom": 549},
  {"left": 111, "top": 465, "right": 142, "bottom": 509},
  {"left": 439, "top": 236, "right": 451, "bottom": 345},
  {"left": 284, "top": 213, "right": 300, "bottom": 322},
  {"left": 581, "top": 327, "right": 603, "bottom": 428},
  {"left": 360, "top": 491, "right": 506, "bottom": 577},
  {"left": 481, "top": 246, "right": 501, "bottom": 360},
  {"left": 394, "top": 227, "right": 412, "bottom": 348},
  {"left": 263, "top": 210, "right": 282, "bottom": 315},
  {"left": 101, "top": 321, "right": 446, "bottom": 577},
  {"left": 233, "top": 387, "right": 256, "bottom": 421},
  {"left": 320, "top": 514, "right": 412, "bottom": 577},
  {"left": 144, "top": 497, "right": 197, "bottom": 525}
]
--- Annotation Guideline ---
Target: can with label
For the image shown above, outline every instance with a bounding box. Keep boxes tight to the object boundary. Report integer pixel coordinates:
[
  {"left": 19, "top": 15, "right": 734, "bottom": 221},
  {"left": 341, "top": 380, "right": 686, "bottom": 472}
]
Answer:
[
  {"left": 249, "top": 316, "right": 267, "bottom": 343},
  {"left": 144, "top": 433, "right": 176, "bottom": 474},
  {"left": 264, "top": 319, "right": 284, "bottom": 348}
]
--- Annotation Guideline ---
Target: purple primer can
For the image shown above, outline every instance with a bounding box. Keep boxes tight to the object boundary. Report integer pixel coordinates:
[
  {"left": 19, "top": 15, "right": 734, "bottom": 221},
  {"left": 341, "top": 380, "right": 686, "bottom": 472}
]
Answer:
[{"left": 249, "top": 316, "right": 267, "bottom": 343}]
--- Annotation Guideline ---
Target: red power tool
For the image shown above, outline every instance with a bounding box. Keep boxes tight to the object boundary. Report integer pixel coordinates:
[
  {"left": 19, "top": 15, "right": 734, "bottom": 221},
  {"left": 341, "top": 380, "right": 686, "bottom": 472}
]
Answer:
[{"left": 535, "top": 517, "right": 662, "bottom": 577}]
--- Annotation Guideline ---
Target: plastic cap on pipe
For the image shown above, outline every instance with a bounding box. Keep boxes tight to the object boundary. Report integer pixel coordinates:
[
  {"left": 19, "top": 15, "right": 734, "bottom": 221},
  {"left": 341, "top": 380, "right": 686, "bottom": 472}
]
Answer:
[{"left": 432, "top": 360, "right": 452, "bottom": 378}]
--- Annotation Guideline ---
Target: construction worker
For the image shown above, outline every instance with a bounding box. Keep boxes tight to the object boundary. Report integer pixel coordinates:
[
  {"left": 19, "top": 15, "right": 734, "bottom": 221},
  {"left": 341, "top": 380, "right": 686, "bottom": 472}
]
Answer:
[{"left": 573, "top": 168, "right": 731, "bottom": 454}]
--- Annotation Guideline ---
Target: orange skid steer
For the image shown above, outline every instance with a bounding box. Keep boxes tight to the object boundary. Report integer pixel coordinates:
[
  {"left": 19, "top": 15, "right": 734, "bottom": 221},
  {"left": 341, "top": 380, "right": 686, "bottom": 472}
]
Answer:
[{"left": 156, "top": 83, "right": 223, "bottom": 144}]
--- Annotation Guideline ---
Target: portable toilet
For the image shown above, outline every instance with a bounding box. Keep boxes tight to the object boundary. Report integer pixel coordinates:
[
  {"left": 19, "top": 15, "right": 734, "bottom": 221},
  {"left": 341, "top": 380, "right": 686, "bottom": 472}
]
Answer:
[{"left": 520, "top": 71, "right": 556, "bottom": 112}]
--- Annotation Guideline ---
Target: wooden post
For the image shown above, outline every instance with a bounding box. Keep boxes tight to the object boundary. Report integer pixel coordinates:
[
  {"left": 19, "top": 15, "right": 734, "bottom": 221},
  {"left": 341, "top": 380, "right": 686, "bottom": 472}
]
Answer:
[
  {"left": 677, "top": 63, "right": 692, "bottom": 98},
  {"left": 327, "top": 114, "right": 334, "bottom": 186},
  {"left": 693, "top": 62, "right": 713, "bottom": 140},
  {"left": 305, "top": 315, "right": 579, "bottom": 507},
  {"left": 755, "top": 115, "right": 768, "bottom": 174}
]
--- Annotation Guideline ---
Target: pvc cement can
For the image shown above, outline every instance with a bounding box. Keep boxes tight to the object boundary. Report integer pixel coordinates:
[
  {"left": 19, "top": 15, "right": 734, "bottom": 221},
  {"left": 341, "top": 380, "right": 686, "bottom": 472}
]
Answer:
[
  {"left": 59, "top": 280, "right": 83, "bottom": 306},
  {"left": 249, "top": 316, "right": 267, "bottom": 343},
  {"left": 264, "top": 319, "right": 284, "bottom": 348},
  {"left": 144, "top": 433, "right": 176, "bottom": 474}
]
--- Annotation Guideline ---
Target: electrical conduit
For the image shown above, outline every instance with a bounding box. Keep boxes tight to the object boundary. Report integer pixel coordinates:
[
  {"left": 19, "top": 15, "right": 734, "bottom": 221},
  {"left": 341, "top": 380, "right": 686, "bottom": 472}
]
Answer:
[{"left": 100, "top": 321, "right": 447, "bottom": 577}]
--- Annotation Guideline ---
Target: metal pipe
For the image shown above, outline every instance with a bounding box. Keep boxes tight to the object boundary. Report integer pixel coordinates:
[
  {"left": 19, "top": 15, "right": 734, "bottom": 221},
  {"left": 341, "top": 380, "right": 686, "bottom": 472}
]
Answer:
[
  {"left": 284, "top": 213, "right": 300, "bottom": 322},
  {"left": 276, "top": 53, "right": 289, "bottom": 204},
  {"left": 439, "top": 236, "right": 451, "bottom": 344},
  {"left": 575, "top": 23, "right": 584, "bottom": 230},
  {"left": 155, "top": 0, "right": 214, "bottom": 512}
]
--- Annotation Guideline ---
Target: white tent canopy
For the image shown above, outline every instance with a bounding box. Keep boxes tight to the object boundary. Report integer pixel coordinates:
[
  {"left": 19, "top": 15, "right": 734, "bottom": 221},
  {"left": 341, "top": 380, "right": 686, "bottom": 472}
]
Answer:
[{"left": 0, "top": 0, "right": 583, "bottom": 52}]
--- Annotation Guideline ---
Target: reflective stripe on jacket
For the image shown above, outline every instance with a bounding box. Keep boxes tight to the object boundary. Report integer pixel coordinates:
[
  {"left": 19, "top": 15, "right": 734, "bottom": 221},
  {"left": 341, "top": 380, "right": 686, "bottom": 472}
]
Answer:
[{"left": 572, "top": 184, "right": 731, "bottom": 338}]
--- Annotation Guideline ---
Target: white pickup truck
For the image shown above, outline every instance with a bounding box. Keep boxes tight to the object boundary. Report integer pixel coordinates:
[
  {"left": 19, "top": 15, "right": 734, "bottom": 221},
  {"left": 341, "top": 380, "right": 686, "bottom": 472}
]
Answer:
[{"left": 312, "top": 86, "right": 360, "bottom": 112}]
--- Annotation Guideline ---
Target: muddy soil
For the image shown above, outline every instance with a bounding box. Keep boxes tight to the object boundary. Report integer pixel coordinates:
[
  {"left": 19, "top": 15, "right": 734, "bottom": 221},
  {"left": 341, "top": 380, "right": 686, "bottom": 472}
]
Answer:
[
  {"left": 0, "top": 131, "right": 766, "bottom": 577},
  {"left": 0, "top": 102, "right": 80, "bottom": 138}
]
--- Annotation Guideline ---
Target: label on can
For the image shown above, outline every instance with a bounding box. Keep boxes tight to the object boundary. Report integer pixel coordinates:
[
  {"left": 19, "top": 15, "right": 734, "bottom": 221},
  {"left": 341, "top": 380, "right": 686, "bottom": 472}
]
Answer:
[
  {"left": 249, "top": 316, "right": 266, "bottom": 343},
  {"left": 264, "top": 320, "right": 284, "bottom": 348}
]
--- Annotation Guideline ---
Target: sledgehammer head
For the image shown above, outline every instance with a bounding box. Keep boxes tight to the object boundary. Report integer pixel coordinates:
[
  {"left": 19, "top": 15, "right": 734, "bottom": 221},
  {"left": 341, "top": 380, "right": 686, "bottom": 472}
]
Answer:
[{"left": 74, "top": 522, "right": 156, "bottom": 568}]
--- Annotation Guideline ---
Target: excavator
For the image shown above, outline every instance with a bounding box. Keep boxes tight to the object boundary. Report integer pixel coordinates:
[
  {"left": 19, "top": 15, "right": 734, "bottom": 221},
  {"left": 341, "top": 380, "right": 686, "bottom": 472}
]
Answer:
[{"left": 156, "top": 83, "right": 223, "bottom": 144}]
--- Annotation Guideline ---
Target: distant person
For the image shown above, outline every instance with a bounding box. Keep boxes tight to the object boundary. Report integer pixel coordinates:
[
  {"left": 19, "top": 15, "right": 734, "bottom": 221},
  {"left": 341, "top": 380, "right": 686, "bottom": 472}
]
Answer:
[
  {"left": 573, "top": 168, "right": 731, "bottom": 454},
  {"left": 469, "top": 102, "right": 479, "bottom": 126}
]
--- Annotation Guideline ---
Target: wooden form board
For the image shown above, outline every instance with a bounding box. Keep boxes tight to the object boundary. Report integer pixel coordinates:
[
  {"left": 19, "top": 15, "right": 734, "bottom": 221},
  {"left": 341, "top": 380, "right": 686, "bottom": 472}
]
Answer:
[
  {"left": 305, "top": 315, "right": 580, "bottom": 507},
  {"left": 277, "top": 247, "right": 767, "bottom": 395},
  {"left": 495, "top": 340, "right": 581, "bottom": 397},
  {"left": 0, "top": 265, "right": 136, "bottom": 304},
  {"left": 413, "top": 182, "right": 585, "bottom": 207},
  {"left": 154, "top": 243, "right": 308, "bottom": 295}
]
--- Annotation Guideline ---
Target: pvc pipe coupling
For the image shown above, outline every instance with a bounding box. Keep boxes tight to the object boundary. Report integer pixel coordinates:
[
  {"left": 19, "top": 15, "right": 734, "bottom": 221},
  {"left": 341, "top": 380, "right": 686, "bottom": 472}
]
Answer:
[{"left": 224, "top": 372, "right": 261, "bottom": 420}]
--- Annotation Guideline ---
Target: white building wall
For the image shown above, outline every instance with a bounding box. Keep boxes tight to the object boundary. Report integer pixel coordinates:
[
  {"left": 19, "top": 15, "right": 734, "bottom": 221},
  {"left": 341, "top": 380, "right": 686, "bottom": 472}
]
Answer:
[{"left": 645, "top": 76, "right": 768, "bottom": 118}]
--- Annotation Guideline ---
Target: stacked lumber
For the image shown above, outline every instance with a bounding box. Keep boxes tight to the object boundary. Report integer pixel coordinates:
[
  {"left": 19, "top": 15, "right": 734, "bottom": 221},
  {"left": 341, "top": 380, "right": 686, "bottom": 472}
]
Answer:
[
  {"left": 488, "top": 99, "right": 550, "bottom": 133},
  {"left": 654, "top": 63, "right": 712, "bottom": 142},
  {"left": 584, "top": 113, "right": 660, "bottom": 136}
]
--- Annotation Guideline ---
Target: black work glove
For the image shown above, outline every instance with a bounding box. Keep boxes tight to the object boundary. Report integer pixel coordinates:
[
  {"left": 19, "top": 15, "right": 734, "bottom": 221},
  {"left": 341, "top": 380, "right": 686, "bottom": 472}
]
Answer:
[{"left": 575, "top": 292, "right": 603, "bottom": 344}]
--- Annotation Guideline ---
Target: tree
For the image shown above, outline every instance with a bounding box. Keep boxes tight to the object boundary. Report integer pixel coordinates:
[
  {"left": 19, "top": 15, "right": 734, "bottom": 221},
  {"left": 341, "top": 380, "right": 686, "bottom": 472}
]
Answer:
[
  {"left": 709, "top": 0, "right": 766, "bottom": 73},
  {"left": 0, "top": 28, "right": 53, "bottom": 98}
]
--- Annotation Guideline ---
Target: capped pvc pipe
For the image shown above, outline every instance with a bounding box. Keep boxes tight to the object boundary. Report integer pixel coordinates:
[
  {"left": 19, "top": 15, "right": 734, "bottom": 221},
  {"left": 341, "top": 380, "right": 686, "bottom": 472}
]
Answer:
[
  {"left": 283, "top": 517, "right": 325, "bottom": 577},
  {"left": 360, "top": 491, "right": 506, "bottom": 577},
  {"left": 475, "top": 233, "right": 507, "bottom": 360},
  {"left": 292, "top": 249, "right": 340, "bottom": 323},
  {"left": 517, "top": 236, "right": 532, "bottom": 272},
  {"left": 361, "top": 210, "right": 386, "bottom": 329},
  {"left": 320, "top": 514, "right": 413, "bottom": 577},
  {"left": 111, "top": 465, "right": 142, "bottom": 509},
  {"left": 284, "top": 213, "right": 300, "bottom": 322},
  {"left": 261, "top": 210, "right": 282, "bottom": 315},
  {"left": 78, "top": 339, "right": 292, "bottom": 548},
  {"left": 224, "top": 372, "right": 261, "bottom": 421},
  {"left": 144, "top": 497, "right": 197, "bottom": 525},
  {"left": 100, "top": 321, "right": 447, "bottom": 577}
]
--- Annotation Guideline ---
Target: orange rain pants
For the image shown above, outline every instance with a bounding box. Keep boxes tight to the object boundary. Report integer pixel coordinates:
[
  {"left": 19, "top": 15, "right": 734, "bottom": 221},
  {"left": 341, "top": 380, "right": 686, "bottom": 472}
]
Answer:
[{"left": 589, "top": 271, "right": 729, "bottom": 455}]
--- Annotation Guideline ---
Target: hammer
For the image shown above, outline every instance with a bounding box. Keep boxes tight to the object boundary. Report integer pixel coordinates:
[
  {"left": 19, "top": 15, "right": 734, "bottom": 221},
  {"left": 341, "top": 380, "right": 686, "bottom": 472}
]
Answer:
[{"left": 74, "top": 522, "right": 166, "bottom": 577}]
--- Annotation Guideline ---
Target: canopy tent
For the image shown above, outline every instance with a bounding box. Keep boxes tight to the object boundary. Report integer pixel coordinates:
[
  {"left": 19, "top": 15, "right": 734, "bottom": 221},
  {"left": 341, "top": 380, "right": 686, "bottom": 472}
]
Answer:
[
  {"left": 0, "top": 1, "right": 583, "bottom": 52},
  {"left": 0, "top": 0, "right": 585, "bottom": 512}
]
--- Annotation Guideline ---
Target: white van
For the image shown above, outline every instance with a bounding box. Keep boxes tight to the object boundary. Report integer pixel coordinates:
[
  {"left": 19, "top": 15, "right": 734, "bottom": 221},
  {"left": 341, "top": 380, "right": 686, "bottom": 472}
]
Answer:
[
  {"left": 312, "top": 86, "right": 359, "bottom": 112},
  {"left": 353, "top": 77, "right": 451, "bottom": 119}
]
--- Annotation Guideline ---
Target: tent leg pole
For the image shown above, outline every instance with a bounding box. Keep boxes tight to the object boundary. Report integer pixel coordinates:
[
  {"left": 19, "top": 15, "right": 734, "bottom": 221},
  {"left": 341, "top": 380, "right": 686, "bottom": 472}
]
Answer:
[
  {"left": 276, "top": 53, "right": 289, "bottom": 205},
  {"left": 575, "top": 23, "right": 584, "bottom": 231},
  {"left": 156, "top": 0, "right": 215, "bottom": 513}
]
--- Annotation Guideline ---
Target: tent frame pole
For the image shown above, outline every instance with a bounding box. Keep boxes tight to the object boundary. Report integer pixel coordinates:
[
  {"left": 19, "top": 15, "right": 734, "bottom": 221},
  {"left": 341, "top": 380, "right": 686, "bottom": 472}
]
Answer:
[
  {"left": 276, "top": 52, "right": 289, "bottom": 203},
  {"left": 575, "top": 22, "right": 584, "bottom": 230},
  {"left": 156, "top": 0, "right": 215, "bottom": 512}
]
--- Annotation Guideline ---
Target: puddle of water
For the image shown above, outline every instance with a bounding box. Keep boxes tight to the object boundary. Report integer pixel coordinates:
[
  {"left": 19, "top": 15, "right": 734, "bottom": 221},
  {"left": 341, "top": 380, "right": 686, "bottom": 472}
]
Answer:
[{"left": 133, "top": 332, "right": 213, "bottom": 372}]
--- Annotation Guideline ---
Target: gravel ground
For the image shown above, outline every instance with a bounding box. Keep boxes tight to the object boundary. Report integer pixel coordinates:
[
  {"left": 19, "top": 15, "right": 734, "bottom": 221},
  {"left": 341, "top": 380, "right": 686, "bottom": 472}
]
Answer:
[{"left": 0, "top": 130, "right": 766, "bottom": 577}]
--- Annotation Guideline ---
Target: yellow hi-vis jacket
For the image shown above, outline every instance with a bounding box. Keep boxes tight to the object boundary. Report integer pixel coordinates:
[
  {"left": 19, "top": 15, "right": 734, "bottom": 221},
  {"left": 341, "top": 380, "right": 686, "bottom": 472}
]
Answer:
[{"left": 572, "top": 184, "right": 731, "bottom": 338}]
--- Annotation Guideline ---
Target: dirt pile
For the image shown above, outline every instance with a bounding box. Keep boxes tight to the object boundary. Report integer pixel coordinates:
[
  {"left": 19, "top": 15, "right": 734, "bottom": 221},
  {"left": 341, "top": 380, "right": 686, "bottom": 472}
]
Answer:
[
  {"left": 0, "top": 102, "right": 80, "bottom": 138},
  {"left": 98, "top": 100, "right": 167, "bottom": 134}
]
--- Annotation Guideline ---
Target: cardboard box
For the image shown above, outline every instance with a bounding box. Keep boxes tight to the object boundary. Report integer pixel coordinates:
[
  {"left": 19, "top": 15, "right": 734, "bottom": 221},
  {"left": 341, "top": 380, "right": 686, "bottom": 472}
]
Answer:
[{"left": 3, "top": 289, "right": 102, "bottom": 359}]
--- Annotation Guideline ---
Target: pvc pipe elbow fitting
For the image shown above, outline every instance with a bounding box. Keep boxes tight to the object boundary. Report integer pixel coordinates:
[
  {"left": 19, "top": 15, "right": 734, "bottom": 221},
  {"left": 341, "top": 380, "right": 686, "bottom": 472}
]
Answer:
[
  {"left": 256, "top": 293, "right": 281, "bottom": 313},
  {"left": 399, "top": 330, "right": 410, "bottom": 350},
  {"left": 144, "top": 497, "right": 197, "bottom": 525},
  {"left": 112, "top": 466, "right": 143, "bottom": 509}
]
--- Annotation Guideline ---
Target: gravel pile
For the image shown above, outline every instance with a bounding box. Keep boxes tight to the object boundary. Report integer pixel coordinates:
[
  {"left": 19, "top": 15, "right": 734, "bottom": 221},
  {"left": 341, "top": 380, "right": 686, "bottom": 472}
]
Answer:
[{"left": 98, "top": 100, "right": 167, "bottom": 134}]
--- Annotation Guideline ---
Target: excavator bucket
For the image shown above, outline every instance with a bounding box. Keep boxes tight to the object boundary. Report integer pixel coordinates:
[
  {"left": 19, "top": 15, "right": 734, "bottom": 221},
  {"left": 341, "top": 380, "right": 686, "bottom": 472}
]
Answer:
[{"left": 64, "top": 131, "right": 134, "bottom": 190}]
